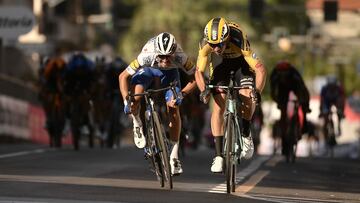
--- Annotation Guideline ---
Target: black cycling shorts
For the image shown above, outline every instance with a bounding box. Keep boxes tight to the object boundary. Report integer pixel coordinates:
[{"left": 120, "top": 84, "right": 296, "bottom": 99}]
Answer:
[{"left": 210, "top": 56, "right": 255, "bottom": 95}]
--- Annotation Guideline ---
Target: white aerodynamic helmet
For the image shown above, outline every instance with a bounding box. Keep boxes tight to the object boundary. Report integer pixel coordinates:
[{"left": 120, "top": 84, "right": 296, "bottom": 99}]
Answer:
[{"left": 155, "top": 32, "right": 177, "bottom": 55}]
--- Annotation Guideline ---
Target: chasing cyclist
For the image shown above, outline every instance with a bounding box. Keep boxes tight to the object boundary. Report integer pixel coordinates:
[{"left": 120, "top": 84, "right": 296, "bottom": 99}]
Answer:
[
  {"left": 270, "top": 61, "right": 311, "bottom": 129},
  {"left": 119, "top": 32, "right": 197, "bottom": 175},
  {"left": 270, "top": 61, "right": 311, "bottom": 151},
  {"left": 319, "top": 76, "right": 345, "bottom": 136},
  {"left": 195, "top": 17, "right": 266, "bottom": 173}
]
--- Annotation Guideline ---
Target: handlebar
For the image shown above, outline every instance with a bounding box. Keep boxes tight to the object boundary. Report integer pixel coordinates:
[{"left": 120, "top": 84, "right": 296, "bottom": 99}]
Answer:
[
  {"left": 127, "top": 81, "right": 179, "bottom": 102},
  {"left": 207, "top": 84, "right": 254, "bottom": 90},
  {"left": 205, "top": 70, "right": 254, "bottom": 91}
]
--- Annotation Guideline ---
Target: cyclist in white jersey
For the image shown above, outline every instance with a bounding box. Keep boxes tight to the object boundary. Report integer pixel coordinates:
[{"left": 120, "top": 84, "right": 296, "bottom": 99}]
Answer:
[{"left": 119, "top": 32, "right": 196, "bottom": 175}]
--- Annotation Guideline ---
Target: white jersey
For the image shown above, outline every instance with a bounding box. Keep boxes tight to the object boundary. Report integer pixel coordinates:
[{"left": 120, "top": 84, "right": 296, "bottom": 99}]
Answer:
[{"left": 125, "top": 37, "right": 195, "bottom": 76}]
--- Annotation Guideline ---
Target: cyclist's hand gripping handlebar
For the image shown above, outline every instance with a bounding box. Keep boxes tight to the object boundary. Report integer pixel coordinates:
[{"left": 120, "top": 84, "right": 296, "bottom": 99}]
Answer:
[
  {"left": 124, "top": 91, "right": 133, "bottom": 114},
  {"left": 199, "top": 87, "right": 211, "bottom": 104}
]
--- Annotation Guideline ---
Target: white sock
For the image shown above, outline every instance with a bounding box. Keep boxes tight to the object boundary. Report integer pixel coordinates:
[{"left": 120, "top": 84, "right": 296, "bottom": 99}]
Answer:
[
  {"left": 131, "top": 114, "right": 142, "bottom": 128},
  {"left": 170, "top": 141, "right": 179, "bottom": 160}
]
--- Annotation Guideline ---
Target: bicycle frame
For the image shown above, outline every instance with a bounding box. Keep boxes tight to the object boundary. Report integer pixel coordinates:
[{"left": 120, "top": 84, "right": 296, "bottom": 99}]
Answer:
[
  {"left": 127, "top": 82, "right": 178, "bottom": 189},
  {"left": 207, "top": 73, "right": 254, "bottom": 193}
]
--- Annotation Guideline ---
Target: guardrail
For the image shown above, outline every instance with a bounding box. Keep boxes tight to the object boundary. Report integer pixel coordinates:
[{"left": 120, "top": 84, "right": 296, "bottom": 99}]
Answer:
[{"left": 0, "top": 74, "right": 49, "bottom": 144}]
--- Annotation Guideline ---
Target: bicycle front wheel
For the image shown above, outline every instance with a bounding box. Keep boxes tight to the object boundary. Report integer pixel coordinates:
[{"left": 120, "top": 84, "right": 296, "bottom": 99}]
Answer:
[
  {"left": 145, "top": 113, "right": 164, "bottom": 187},
  {"left": 153, "top": 112, "right": 173, "bottom": 189},
  {"left": 224, "top": 114, "right": 236, "bottom": 193}
]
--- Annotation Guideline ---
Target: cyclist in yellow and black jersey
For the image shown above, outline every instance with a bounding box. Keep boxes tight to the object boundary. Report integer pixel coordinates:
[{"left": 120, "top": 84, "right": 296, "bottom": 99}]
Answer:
[{"left": 195, "top": 17, "right": 266, "bottom": 173}]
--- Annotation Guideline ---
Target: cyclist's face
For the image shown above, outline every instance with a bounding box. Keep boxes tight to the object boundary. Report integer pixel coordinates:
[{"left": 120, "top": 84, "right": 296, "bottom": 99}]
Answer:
[
  {"left": 209, "top": 42, "right": 226, "bottom": 55},
  {"left": 157, "top": 55, "right": 173, "bottom": 67}
]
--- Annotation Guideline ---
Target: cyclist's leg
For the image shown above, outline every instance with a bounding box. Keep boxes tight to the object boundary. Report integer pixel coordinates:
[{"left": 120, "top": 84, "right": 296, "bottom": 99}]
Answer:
[
  {"left": 211, "top": 57, "right": 240, "bottom": 149},
  {"left": 234, "top": 57, "right": 256, "bottom": 125},
  {"left": 166, "top": 105, "right": 183, "bottom": 175},
  {"left": 211, "top": 93, "right": 226, "bottom": 172},
  {"left": 161, "top": 69, "right": 182, "bottom": 144},
  {"left": 212, "top": 93, "right": 227, "bottom": 151},
  {"left": 234, "top": 59, "right": 256, "bottom": 159},
  {"left": 321, "top": 101, "right": 331, "bottom": 138},
  {"left": 130, "top": 67, "right": 162, "bottom": 148},
  {"left": 279, "top": 105, "right": 288, "bottom": 155},
  {"left": 335, "top": 98, "right": 344, "bottom": 135},
  {"left": 161, "top": 68, "right": 184, "bottom": 174},
  {"left": 209, "top": 59, "right": 239, "bottom": 172},
  {"left": 164, "top": 89, "right": 182, "bottom": 144}
]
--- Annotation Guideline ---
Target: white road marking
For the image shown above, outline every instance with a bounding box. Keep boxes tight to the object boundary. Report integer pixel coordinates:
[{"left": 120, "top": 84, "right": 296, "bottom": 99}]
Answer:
[
  {"left": 0, "top": 149, "right": 49, "bottom": 159},
  {"left": 207, "top": 156, "right": 271, "bottom": 194},
  {"left": 0, "top": 196, "right": 129, "bottom": 203},
  {"left": 248, "top": 194, "right": 344, "bottom": 203}
]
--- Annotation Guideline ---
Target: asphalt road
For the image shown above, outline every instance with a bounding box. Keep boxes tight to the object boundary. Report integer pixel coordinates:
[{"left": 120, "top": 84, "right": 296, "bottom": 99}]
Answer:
[{"left": 0, "top": 143, "right": 359, "bottom": 203}]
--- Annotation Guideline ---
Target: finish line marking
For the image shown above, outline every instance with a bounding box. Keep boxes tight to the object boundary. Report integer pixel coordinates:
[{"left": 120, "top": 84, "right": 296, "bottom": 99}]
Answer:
[{"left": 208, "top": 155, "right": 271, "bottom": 194}]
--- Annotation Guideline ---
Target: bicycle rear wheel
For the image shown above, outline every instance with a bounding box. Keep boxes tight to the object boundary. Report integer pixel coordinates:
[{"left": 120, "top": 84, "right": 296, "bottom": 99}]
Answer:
[
  {"left": 224, "top": 114, "right": 236, "bottom": 193},
  {"left": 153, "top": 112, "right": 173, "bottom": 189}
]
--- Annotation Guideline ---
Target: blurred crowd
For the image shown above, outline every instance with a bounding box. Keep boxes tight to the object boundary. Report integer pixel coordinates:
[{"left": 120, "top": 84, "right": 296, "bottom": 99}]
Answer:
[{"left": 38, "top": 51, "right": 128, "bottom": 149}]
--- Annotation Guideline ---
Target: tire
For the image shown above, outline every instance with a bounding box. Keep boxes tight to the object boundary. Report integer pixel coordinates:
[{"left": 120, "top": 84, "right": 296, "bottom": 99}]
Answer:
[
  {"left": 326, "top": 119, "right": 336, "bottom": 157},
  {"left": 284, "top": 116, "right": 298, "bottom": 163},
  {"left": 225, "top": 114, "right": 235, "bottom": 194},
  {"left": 146, "top": 114, "right": 164, "bottom": 187},
  {"left": 72, "top": 128, "right": 80, "bottom": 151},
  {"left": 153, "top": 112, "right": 173, "bottom": 189}
]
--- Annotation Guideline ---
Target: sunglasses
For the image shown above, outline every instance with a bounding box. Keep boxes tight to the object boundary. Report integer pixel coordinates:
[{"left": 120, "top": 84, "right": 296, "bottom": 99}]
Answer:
[
  {"left": 158, "top": 55, "right": 172, "bottom": 60},
  {"left": 209, "top": 42, "right": 225, "bottom": 49}
]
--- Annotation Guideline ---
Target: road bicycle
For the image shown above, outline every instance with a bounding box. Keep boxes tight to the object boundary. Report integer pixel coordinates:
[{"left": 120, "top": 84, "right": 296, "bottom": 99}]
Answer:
[
  {"left": 207, "top": 71, "right": 255, "bottom": 193},
  {"left": 127, "top": 82, "right": 179, "bottom": 189}
]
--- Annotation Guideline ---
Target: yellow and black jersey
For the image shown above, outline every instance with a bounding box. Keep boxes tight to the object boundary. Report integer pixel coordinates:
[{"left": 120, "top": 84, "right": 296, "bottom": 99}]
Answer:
[{"left": 196, "top": 22, "right": 262, "bottom": 75}]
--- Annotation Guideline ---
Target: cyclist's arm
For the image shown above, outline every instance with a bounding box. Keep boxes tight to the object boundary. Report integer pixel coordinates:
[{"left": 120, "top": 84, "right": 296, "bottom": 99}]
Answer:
[
  {"left": 182, "top": 74, "right": 197, "bottom": 97},
  {"left": 269, "top": 69, "right": 278, "bottom": 101},
  {"left": 292, "top": 68, "right": 310, "bottom": 110},
  {"left": 195, "top": 44, "right": 211, "bottom": 92},
  {"left": 242, "top": 49, "right": 266, "bottom": 93},
  {"left": 179, "top": 53, "right": 197, "bottom": 96},
  {"left": 119, "top": 59, "right": 139, "bottom": 101},
  {"left": 195, "top": 66, "right": 207, "bottom": 92}
]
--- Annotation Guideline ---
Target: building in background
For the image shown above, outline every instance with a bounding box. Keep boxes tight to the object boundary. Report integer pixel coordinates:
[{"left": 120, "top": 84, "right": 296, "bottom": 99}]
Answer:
[
  {"left": 0, "top": 0, "right": 133, "bottom": 82},
  {"left": 306, "top": 0, "right": 360, "bottom": 94}
]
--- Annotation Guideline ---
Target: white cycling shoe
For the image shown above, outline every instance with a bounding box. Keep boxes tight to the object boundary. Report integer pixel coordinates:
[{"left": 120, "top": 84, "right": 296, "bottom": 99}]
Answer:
[
  {"left": 133, "top": 126, "right": 146, "bottom": 148},
  {"left": 211, "top": 156, "right": 224, "bottom": 173},
  {"left": 241, "top": 135, "right": 254, "bottom": 159},
  {"left": 170, "top": 158, "right": 183, "bottom": 175}
]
